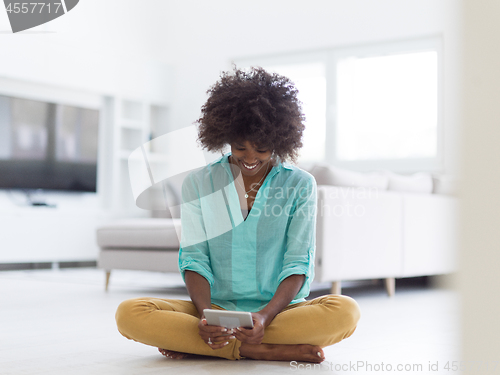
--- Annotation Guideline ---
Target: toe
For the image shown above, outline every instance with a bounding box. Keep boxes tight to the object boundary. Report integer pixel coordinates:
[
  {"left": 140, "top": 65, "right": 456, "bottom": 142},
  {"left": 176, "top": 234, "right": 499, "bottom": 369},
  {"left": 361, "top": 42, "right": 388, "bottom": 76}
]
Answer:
[{"left": 314, "top": 347, "right": 325, "bottom": 362}]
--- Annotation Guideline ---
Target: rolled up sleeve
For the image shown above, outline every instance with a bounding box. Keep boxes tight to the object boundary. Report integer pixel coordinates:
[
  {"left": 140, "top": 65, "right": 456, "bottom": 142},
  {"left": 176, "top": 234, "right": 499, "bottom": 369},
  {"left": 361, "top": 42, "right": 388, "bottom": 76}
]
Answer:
[
  {"left": 278, "top": 175, "right": 317, "bottom": 296},
  {"left": 178, "top": 174, "right": 214, "bottom": 287}
]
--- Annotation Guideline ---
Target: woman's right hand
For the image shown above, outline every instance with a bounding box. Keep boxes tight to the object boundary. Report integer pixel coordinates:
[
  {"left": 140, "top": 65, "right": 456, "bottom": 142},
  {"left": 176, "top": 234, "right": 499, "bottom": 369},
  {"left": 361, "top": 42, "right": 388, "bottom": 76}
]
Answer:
[{"left": 198, "top": 318, "right": 236, "bottom": 349}]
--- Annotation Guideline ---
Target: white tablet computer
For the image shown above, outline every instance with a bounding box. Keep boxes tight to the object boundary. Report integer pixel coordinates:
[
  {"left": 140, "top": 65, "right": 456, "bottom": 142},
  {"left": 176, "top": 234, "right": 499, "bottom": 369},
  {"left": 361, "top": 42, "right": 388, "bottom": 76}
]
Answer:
[{"left": 203, "top": 309, "right": 254, "bottom": 329}]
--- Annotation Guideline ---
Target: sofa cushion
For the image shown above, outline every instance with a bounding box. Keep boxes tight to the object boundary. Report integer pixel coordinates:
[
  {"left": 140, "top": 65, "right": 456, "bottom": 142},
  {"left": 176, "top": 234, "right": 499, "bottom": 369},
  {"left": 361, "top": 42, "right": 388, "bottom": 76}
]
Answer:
[
  {"left": 97, "top": 218, "right": 181, "bottom": 249},
  {"left": 381, "top": 170, "right": 433, "bottom": 194},
  {"left": 432, "top": 174, "right": 459, "bottom": 196},
  {"left": 309, "top": 164, "right": 389, "bottom": 189}
]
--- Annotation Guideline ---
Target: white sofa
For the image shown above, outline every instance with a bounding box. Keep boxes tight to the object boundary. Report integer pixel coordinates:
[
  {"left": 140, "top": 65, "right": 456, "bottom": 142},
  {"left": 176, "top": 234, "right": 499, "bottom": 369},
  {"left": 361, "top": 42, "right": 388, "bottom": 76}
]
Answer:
[
  {"left": 97, "top": 163, "right": 459, "bottom": 296},
  {"left": 307, "top": 164, "right": 459, "bottom": 296},
  {"left": 97, "top": 218, "right": 181, "bottom": 291}
]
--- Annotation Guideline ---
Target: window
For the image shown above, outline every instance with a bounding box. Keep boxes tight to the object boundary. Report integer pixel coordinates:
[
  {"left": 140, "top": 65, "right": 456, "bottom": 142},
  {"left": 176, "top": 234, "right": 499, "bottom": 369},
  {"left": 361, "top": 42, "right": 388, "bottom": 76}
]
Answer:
[
  {"left": 233, "top": 36, "right": 443, "bottom": 172},
  {"left": 332, "top": 37, "right": 442, "bottom": 172}
]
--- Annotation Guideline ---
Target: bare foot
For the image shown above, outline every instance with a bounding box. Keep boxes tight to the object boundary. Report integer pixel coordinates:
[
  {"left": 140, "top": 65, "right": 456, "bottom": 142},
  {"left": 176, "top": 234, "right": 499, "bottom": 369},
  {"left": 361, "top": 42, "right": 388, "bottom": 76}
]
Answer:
[
  {"left": 158, "top": 347, "right": 190, "bottom": 359},
  {"left": 239, "top": 343, "right": 325, "bottom": 363}
]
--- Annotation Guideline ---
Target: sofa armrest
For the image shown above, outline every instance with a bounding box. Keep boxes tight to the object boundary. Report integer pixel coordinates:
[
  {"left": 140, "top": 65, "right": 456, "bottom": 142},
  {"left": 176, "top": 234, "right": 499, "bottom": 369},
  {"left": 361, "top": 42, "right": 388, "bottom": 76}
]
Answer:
[
  {"left": 315, "top": 185, "right": 403, "bottom": 282},
  {"left": 402, "top": 193, "right": 459, "bottom": 276}
]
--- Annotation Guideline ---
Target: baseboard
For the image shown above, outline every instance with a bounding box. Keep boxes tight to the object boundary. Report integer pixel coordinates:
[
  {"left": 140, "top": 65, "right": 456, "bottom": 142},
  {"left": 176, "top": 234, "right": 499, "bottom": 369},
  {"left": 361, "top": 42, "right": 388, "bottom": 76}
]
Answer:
[{"left": 0, "top": 261, "right": 97, "bottom": 271}]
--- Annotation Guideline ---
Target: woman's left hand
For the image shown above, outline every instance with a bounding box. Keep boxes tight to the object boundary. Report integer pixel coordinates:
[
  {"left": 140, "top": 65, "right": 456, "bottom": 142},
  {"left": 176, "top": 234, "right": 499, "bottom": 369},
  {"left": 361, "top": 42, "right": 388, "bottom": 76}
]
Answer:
[{"left": 232, "top": 312, "right": 269, "bottom": 345}]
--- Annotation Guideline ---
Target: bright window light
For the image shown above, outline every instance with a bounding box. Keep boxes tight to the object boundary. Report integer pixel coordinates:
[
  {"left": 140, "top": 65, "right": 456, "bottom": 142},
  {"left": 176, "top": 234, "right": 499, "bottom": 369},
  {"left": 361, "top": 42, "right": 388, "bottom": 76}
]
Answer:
[{"left": 336, "top": 51, "right": 438, "bottom": 161}]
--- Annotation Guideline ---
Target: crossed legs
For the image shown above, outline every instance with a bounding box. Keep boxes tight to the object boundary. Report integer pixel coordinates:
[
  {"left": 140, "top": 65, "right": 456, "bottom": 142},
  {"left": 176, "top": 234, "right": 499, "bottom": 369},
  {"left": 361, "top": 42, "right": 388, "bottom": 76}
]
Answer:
[{"left": 115, "top": 294, "right": 360, "bottom": 361}]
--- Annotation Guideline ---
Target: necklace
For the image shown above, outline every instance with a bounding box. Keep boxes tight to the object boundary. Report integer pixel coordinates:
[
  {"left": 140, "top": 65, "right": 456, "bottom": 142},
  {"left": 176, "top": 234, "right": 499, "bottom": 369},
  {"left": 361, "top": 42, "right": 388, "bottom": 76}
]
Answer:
[{"left": 233, "top": 161, "right": 270, "bottom": 198}]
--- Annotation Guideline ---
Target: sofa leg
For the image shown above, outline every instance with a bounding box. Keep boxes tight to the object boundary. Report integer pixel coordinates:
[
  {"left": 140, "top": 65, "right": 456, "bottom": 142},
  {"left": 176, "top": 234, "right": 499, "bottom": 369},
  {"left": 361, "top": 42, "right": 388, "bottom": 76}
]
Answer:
[
  {"left": 331, "top": 281, "right": 341, "bottom": 295},
  {"left": 105, "top": 271, "right": 111, "bottom": 292},
  {"left": 384, "top": 277, "right": 395, "bottom": 297}
]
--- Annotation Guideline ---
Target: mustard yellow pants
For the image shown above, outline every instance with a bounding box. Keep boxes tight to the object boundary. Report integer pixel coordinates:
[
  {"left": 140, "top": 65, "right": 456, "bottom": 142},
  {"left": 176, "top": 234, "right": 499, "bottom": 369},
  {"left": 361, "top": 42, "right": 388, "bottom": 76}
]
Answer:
[{"left": 115, "top": 294, "right": 361, "bottom": 360}]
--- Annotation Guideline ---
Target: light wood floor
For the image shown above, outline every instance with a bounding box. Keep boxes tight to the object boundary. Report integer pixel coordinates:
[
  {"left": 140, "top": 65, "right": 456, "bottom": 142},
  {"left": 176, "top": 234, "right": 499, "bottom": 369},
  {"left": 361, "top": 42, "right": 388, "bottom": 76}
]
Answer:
[{"left": 0, "top": 269, "right": 460, "bottom": 374}]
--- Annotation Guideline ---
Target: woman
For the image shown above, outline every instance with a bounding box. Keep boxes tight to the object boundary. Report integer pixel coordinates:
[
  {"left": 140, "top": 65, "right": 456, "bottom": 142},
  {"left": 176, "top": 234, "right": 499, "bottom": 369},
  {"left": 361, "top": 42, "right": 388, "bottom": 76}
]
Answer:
[{"left": 115, "top": 67, "right": 360, "bottom": 363}]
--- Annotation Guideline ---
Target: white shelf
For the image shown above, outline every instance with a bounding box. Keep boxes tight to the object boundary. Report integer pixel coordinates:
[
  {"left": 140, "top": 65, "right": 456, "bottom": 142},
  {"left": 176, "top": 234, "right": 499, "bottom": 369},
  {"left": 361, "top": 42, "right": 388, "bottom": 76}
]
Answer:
[
  {"left": 0, "top": 191, "right": 117, "bottom": 263},
  {"left": 104, "top": 97, "right": 170, "bottom": 215},
  {"left": 119, "top": 150, "right": 136, "bottom": 160},
  {"left": 120, "top": 99, "right": 144, "bottom": 121}
]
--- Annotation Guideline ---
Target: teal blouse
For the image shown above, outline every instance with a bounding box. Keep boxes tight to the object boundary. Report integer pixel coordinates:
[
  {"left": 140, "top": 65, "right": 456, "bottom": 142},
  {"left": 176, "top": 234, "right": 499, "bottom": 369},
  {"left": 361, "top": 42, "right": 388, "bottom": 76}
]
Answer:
[{"left": 178, "top": 152, "right": 317, "bottom": 312}]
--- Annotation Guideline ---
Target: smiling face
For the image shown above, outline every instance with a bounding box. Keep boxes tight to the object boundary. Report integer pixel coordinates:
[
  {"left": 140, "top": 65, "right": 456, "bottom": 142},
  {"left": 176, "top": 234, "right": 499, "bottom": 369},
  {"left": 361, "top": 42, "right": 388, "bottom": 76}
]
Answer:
[{"left": 229, "top": 140, "right": 273, "bottom": 179}]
